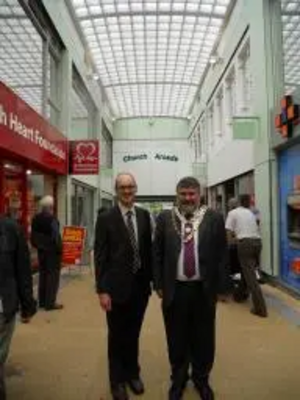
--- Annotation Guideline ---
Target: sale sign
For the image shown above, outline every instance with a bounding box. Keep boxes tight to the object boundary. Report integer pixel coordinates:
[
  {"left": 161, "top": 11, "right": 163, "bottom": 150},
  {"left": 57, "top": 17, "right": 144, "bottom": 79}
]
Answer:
[
  {"left": 62, "top": 226, "right": 86, "bottom": 265},
  {"left": 69, "top": 140, "right": 99, "bottom": 174}
]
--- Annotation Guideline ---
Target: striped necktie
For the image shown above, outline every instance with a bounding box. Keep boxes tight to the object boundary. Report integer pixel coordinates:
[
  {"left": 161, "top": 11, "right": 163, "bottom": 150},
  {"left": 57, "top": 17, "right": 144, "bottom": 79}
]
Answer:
[{"left": 126, "top": 210, "right": 141, "bottom": 273}]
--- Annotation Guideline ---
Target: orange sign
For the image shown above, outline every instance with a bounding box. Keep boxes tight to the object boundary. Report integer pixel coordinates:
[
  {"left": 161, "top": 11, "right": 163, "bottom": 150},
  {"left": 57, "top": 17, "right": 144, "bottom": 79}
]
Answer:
[
  {"left": 62, "top": 226, "right": 86, "bottom": 265},
  {"left": 291, "top": 258, "right": 300, "bottom": 275}
]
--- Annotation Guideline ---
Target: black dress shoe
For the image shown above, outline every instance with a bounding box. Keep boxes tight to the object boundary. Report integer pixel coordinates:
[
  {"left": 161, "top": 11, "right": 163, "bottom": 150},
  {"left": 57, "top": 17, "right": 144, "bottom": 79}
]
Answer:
[
  {"left": 111, "top": 384, "right": 129, "bottom": 400},
  {"left": 127, "top": 378, "right": 145, "bottom": 395},
  {"left": 45, "top": 303, "right": 64, "bottom": 311},
  {"left": 169, "top": 386, "right": 184, "bottom": 400},
  {"left": 251, "top": 309, "right": 268, "bottom": 318},
  {"left": 194, "top": 383, "right": 215, "bottom": 400}
]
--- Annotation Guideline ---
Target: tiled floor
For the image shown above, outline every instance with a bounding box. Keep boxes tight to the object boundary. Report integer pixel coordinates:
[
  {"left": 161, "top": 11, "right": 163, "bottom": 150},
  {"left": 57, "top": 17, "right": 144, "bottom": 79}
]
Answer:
[{"left": 7, "top": 270, "right": 300, "bottom": 399}]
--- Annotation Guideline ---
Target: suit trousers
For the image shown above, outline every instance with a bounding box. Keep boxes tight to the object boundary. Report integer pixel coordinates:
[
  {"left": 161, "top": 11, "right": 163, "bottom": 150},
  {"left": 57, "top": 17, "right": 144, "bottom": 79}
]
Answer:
[
  {"left": 237, "top": 238, "right": 267, "bottom": 316},
  {"left": 0, "top": 315, "right": 16, "bottom": 400},
  {"left": 38, "top": 252, "right": 61, "bottom": 309},
  {"left": 106, "top": 275, "right": 149, "bottom": 387},
  {"left": 163, "top": 282, "right": 216, "bottom": 392}
]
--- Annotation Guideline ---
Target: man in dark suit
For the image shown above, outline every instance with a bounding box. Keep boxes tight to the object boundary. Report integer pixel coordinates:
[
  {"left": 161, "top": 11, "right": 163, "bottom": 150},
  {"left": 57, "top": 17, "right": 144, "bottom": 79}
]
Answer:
[
  {"left": 31, "top": 196, "right": 63, "bottom": 311},
  {"left": 0, "top": 215, "right": 37, "bottom": 399},
  {"left": 94, "top": 173, "right": 152, "bottom": 400},
  {"left": 153, "top": 177, "right": 230, "bottom": 400}
]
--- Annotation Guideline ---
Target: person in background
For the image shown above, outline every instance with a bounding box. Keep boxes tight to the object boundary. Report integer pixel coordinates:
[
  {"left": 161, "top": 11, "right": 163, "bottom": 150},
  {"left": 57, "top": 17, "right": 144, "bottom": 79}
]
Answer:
[
  {"left": 31, "top": 196, "right": 63, "bottom": 311},
  {"left": 225, "top": 194, "right": 267, "bottom": 318},
  {"left": 94, "top": 173, "right": 152, "bottom": 400},
  {"left": 0, "top": 214, "right": 37, "bottom": 399},
  {"left": 153, "top": 177, "right": 230, "bottom": 400}
]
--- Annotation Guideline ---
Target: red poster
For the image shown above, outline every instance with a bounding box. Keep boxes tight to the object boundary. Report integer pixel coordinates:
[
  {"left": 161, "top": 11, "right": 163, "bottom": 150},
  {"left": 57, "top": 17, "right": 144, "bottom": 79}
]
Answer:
[
  {"left": 0, "top": 81, "right": 68, "bottom": 174},
  {"left": 70, "top": 140, "right": 99, "bottom": 174},
  {"left": 62, "top": 226, "right": 86, "bottom": 265}
]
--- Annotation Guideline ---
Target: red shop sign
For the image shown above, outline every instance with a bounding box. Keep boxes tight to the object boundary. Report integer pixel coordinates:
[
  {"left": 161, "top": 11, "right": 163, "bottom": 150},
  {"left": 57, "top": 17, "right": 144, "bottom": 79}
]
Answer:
[
  {"left": 0, "top": 81, "right": 68, "bottom": 174},
  {"left": 69, "top": 140, "right": 99, "bottom": 174}
]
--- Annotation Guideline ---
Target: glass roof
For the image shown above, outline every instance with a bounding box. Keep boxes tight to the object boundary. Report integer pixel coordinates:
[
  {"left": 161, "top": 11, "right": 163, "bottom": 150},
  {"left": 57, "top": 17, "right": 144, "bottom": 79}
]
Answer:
[
  {"left": 281, "top": 0, "right": 300, "bottom": 93},
  {"left": 71, "top": 0, "right": 233, "bottom": 118},
  {"left": 0, "top": 0, "right": 43, "bottom": 114}
]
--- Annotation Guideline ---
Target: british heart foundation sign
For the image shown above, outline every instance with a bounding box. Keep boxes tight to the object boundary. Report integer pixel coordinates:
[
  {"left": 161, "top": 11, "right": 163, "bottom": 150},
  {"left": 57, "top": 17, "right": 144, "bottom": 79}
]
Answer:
[{"left": 70, "top": 140, "right": 99, "bottom": 174}]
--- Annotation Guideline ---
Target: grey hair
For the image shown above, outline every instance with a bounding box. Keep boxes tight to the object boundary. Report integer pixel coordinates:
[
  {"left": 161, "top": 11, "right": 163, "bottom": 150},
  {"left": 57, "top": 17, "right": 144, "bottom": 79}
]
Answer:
[{"left": 40, "top": 195, "right": 54, "bottom": 208}]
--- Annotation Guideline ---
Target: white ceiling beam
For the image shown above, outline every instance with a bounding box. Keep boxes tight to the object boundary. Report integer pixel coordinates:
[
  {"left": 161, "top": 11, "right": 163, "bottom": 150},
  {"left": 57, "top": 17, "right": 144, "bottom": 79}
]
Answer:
[{"left": 78, "top": 10, "right": 224, "bottom": 21}]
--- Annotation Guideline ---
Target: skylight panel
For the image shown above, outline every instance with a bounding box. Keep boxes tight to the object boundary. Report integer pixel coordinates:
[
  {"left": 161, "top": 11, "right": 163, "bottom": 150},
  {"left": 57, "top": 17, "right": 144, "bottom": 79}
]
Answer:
[{"left": 72, "top": 0, "right": 233, "bottom": 117}]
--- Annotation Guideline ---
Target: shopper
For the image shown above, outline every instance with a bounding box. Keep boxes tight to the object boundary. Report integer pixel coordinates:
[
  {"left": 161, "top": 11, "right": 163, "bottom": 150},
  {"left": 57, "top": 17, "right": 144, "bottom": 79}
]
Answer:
[
  {"left": 225, "top": 194, "right": 267, "bottom": 317},
  {"left": 31, "top": 196, "right": 63, "bottom": 311},
  {"left": 0, "top": 214, "right": 37, "bottom": 400}
]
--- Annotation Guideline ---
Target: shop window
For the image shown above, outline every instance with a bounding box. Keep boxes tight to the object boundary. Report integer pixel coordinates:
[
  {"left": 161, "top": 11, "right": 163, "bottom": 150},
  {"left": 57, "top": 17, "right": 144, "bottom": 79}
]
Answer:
[
  {"left": 225, "top": 68, "right": 237, "bottom": 119},
  {"left": 72, "top": 70, "right": 97, "bottom": 140},
  {"left": 71, "top": 182, "right": 95, "bottom": 250},
  {"left": 47, "top": 53, "right": 62, "bottom": 128}
]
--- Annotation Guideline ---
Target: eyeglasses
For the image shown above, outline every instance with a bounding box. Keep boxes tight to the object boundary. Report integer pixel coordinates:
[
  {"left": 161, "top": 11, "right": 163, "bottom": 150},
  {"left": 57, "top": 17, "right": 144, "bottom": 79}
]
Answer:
[{"left": 117, "top": 185, "right": 136, "bottom": 191}]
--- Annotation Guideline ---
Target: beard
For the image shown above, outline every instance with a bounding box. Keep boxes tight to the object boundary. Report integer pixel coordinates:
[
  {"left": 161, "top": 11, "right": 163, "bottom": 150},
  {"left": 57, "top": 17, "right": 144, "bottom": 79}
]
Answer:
[{"left": 179, "top": 203, "right": 198, "bottom": 218}]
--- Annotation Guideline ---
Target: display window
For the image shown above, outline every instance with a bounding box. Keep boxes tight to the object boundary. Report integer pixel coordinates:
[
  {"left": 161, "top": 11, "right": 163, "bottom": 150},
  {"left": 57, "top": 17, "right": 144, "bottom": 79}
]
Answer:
[{"left": 0, "top": 160, "right": 57, "bottom": 271}]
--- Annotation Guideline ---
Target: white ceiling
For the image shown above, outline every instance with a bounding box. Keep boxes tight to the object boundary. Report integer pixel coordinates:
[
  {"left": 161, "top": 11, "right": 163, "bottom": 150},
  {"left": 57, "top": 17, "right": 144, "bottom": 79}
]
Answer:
[
  {"left": 71, "top": 0, "right": 233, "bottom": 119},
  {"left": 281, "top": 0, "right": 300, "bottom": 93}
]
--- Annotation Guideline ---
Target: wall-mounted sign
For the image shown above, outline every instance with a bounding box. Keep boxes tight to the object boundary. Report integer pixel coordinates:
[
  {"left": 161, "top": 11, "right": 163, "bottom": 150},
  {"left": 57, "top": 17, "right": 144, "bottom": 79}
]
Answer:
[
  {"left": 69, "top": 140, "right": 99, "bottom": 174},
  {"left": 275, "top": 95, "right": 300, "bottom": 139},
  {"left": 123, "top": 154, "right": 148, "bottom": 162},
  {"left": 123, "top": 153, "right": 179, "bottom": 162},
  {"left": 0, "top": 81, "right": 68, "bottom": 174},
  {"left": 155, "top": 153, "right": 179, "bottom": 162}
]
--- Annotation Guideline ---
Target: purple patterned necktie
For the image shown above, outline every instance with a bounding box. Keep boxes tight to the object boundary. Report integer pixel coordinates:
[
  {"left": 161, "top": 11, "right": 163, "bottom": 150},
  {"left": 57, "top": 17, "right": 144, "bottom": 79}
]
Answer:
[{"left": 183, "top": 222, "right": 196, "bottom": 279}]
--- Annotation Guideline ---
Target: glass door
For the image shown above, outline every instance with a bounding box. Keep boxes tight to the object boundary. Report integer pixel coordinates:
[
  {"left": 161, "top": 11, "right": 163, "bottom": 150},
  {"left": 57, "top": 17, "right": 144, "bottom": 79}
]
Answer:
[{"left": 2, "top": 162, "right": 26, "bottom": 229}]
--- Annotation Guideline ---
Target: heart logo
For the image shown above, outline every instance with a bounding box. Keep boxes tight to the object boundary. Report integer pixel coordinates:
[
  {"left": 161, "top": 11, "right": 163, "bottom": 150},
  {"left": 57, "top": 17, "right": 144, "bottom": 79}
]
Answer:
[{"left": 74, "top": 142, "right": 97, "bottom": 163}]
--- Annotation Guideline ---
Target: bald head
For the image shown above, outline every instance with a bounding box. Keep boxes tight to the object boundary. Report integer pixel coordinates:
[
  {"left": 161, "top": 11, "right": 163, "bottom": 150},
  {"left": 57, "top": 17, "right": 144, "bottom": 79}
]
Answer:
[
  {"left": 115, "top": 173, "right": 137, "bottom": 207},
  {"left": 115, "top": 173, "right": 136, "bottom": 190}
]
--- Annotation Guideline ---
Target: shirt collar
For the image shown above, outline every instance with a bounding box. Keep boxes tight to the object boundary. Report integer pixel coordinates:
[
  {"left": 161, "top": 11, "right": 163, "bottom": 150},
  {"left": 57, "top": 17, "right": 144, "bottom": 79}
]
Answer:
[{"left": 118, "top": 202, "right": 136, "bottom": 217}]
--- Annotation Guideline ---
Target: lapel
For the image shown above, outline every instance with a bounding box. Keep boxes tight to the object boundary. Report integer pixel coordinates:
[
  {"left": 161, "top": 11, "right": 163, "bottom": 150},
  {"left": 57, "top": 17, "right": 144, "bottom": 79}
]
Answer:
[
  {"left": 113, "top": 206, "right": 130, "bottom": 241},
  {"left": 197, "top": 210, "right": 209, "bottom": 244},
  {"left": 135, "top": 206, "right": 143, "bottom": 245},
  {"left": 168, "top": 211, "right": 181, "bottom": 259}
]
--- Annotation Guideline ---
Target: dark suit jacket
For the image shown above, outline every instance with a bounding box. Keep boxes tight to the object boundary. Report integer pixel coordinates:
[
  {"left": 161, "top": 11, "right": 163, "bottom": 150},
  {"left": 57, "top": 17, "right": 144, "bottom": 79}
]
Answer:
[
  {"left": 31, "top": 211, "right": 62, "bottom": 255},
  {"left": 0, "top": 216, "right": 37, "bottom": 321},
  {"left": 153, "top": 208, "right": 230, "bottom": 308},
  {"left": 94, "top": 205, "right": 152, "bottom": 303}
]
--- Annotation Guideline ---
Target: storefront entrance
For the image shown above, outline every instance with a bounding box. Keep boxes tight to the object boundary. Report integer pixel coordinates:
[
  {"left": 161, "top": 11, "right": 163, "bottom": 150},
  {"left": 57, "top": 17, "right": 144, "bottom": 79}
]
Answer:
[{"left": 0, "top": 81, "right": 68, "bottom": 271}]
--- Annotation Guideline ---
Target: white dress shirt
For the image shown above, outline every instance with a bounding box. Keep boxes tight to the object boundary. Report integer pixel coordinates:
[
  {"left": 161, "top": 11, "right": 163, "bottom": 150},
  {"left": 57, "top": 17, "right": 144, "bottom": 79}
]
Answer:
[{"left": 177, "top": 221, "right": 201, "bottom": 281}]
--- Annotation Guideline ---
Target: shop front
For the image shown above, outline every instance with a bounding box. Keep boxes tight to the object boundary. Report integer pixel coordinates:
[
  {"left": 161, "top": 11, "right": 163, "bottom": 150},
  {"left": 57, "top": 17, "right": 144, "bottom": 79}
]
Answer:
[
  {"left": 275, "top": 95, "right": 300, "bottom": 293},
  {"left": 0, "top": 81, "right": 68, "bottom": 268}
]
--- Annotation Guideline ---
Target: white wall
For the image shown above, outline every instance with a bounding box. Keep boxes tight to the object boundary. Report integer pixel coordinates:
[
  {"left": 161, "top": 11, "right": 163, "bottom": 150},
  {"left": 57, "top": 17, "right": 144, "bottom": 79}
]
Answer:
[
  {"left": 113, "top": 139, "right": 192, "bottom": 196},
  {"left": 188, "top": 1, "right": 254, "bottom": 187},
  {"left": 207, "top": 140, "right": 253, "bottom": 186},
  {"left": 114, "top": 117, "right": 189, "bottom": 140}
]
